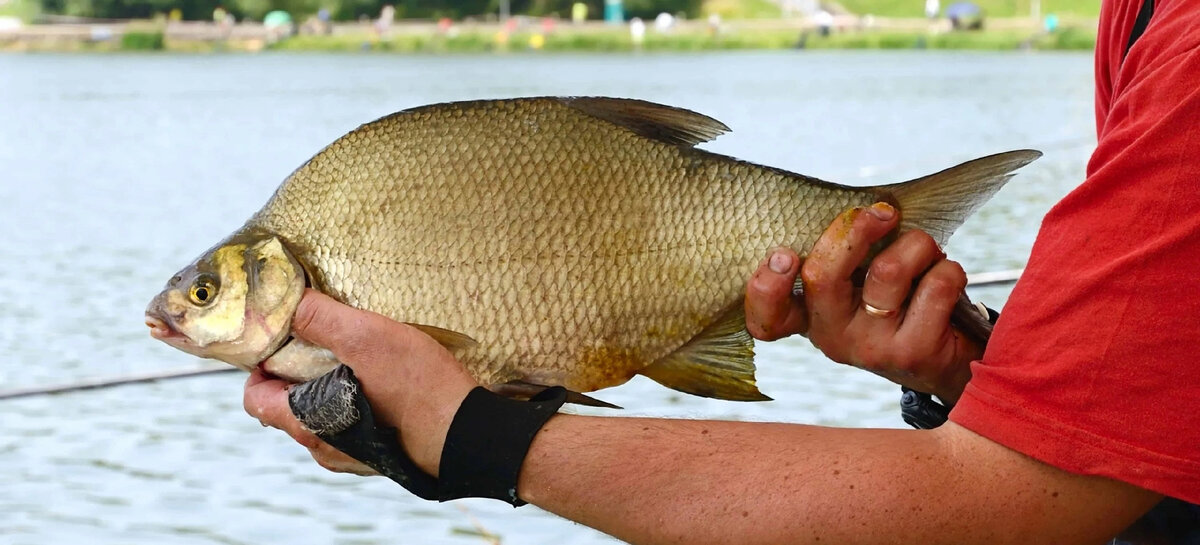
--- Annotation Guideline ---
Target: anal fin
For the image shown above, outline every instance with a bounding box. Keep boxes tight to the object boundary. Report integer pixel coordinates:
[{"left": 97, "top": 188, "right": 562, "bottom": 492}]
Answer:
[
  {"left": 491, "top": 380, "right": 622, "bottom": 409},
  {"left": 638, "top": 302, "right": 771, "bottom": 402}
]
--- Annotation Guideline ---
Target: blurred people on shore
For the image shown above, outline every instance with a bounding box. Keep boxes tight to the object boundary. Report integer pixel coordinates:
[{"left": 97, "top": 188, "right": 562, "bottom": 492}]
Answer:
[
  {"left": 707, "top": 12, "right": 721, "bottom": 36},
  {"left": 212, "top": 5, "right": 234, "bottom": 38},
  {"left": 629, "top": 16, "right": 645, "bottom": 46},
  {"left": 317, "top": 8, "right": 331, "bottom": 34},
  {"left": 571, "top": 2, "right": 588, "bottom": 24},
  {"left": 654, "top": 12, "right": 674, "bottom": 33},
  {"left": 604, "top": 0, "right": 623, "bottom": 24},
  {"left": 375, "top": 4, "right": 394, "bottom": 37},
  {"left": 813, "top": 9, "right": 833, "bottom": 36},
  {"left": 302, "top": 9, "right": 332, "bottom": 35}
]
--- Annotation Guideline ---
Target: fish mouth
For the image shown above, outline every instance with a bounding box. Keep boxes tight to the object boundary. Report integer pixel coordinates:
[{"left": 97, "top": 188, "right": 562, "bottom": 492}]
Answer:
[{"left": 145, "top": 312, "right": 190, "bottom": 345}]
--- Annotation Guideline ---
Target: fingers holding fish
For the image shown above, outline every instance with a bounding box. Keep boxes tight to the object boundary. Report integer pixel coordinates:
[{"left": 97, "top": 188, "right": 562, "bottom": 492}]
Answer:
[
  {"left": 891, "top": 259, "right": 978, "bottom": 403},
  {"left": 859, "top": 230, "right": 945, "bottom": 321},
  {"left": 793, "top": 201, "right": 979, "bottom": 401},
  {"left": 244, "top": 368, "right": 379, "bottom": 475},
  {"left": 899, "top": 259, "right": 968, "bottom": 341},
  {"left": 745, "top": 248, "right": 809, "bottom": 341},
  {"left": 834, "top": 238, "right": 977, "bottom": 403},
  {"left": 289, "top": 290, "right": 479, "bottom": 475},
  {"left": 801, "top": 202, "right": 901, "bottom": 353},
  {"left": 243, "top": 368, "right": 316, "bottom": 446}
]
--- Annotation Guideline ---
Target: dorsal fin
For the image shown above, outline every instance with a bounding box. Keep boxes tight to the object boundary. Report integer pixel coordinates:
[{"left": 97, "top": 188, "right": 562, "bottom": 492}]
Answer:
[{"left": 560, "top": 97, "right": 730, "bottom": 147}]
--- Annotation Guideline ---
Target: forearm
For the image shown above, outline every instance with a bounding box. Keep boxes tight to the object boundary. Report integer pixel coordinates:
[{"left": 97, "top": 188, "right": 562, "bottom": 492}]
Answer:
[{"left": 518, "top": 416, "right": 1159, "bottom": 545}]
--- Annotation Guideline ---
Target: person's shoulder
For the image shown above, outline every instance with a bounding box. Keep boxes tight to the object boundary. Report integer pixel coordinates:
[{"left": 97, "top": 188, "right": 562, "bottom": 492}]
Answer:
[{"left": 1122, "top": 0, "right": 1200, "bottom": 78}]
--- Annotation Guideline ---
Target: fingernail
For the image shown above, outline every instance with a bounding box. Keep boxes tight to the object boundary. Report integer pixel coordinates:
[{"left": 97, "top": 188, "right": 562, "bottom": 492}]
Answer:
[
  {"left": 867, "top": 202, "right": 895, "bottom": 221},
  {"left": 769, "top": 251, "right": 792, "bottom": 274}
]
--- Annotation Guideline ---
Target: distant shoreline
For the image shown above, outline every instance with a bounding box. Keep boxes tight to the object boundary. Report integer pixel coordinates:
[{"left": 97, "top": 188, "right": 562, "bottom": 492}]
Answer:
[{"left": 0, "top": 18, "right": 1097, "bottom": 53}]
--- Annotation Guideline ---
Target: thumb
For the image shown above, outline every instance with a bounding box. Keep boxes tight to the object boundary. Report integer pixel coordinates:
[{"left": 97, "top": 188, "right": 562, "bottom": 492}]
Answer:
[
  {"left": 745, "top": 248, "right": 808, "bottom": 340},
  {"left": 290, "top": 289, "right": 405, "bottom": 362}
]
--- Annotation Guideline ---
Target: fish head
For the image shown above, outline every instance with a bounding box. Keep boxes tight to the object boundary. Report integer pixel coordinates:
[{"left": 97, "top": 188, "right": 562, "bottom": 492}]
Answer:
[{"left": 145, "top": 233, "right": 306, "bottom": 370}]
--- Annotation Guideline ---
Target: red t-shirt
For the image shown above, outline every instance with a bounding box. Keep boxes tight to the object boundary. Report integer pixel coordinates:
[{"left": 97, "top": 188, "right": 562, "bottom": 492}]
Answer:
[{"left": 951, "top": 0, "right": 1200, "bottom": 503}]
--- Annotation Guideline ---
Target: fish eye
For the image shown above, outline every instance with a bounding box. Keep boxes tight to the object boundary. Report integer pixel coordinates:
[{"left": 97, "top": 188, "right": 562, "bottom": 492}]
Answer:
[{"left": 189, "top": 278, "right": 218, "bottom": 306}]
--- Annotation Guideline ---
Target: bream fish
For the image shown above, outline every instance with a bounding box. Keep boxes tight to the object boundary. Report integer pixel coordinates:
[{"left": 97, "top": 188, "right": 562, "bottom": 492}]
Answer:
[{"left": 146, "top": 97, "right": 1039, "bottom": 403}]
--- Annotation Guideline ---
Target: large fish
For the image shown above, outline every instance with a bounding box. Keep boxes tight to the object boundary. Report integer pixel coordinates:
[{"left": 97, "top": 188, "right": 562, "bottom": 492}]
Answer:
[{"left": 145, "top": 97, "right": 1038, "bottom": 403}]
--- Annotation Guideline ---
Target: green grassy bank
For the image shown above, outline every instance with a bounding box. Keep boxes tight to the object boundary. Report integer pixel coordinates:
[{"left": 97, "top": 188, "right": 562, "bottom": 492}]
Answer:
[
  {"left": 268, "top": 26, "right": 1095, "bottom": 53},
  {"left": 836, "top": 0, "right": 1100, "bottom": 18},
  {"left": 1, "top": 18, "right": 1096, "bottom": 53}
]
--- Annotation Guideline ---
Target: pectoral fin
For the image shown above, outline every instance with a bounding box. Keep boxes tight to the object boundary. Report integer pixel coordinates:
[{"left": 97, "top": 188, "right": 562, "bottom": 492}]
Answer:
[
  {"left": 638, "top": 302, "right": 771, "bottom": 402},
  {"left": 408, "top": 324, "right": 479, "bottom": 352}
]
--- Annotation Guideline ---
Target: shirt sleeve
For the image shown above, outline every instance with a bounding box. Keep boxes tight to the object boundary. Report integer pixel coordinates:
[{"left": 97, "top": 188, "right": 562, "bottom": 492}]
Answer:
[{"left": 950, "top": 0, "right": 1200, "bottom": 503}]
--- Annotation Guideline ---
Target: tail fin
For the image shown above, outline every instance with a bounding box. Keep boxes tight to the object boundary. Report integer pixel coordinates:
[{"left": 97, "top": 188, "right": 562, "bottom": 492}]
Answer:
[{"left": 874, "top": 150, "right": 1042, "bottom": 246}]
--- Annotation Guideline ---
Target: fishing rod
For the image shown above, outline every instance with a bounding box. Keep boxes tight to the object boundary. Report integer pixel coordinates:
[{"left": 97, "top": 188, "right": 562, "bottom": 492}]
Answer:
[
  {"left": 0, "top": 365, "right": 238, "bottom": 401},
  {"left": 0, "top": 269, "right": 1023, "bottom": 401},
  {"left": 966, "top": 268, "right": 1023, "bottom": 287}
]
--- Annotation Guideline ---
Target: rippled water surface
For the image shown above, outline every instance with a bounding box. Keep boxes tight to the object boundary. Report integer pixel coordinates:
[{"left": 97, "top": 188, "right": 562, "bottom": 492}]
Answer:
[{"left": 0, "top": 51, "right": 1093, "bottom": 544}]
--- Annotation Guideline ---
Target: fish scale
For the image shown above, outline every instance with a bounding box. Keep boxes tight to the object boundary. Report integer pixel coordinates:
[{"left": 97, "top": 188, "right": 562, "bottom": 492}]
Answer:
[{"left": 148, "top": 97, "right": 1039, "bottom": 403}]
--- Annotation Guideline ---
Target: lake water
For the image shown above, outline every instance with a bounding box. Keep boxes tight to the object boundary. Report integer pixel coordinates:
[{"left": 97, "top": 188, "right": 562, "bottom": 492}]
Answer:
[{"left": 0, "top": 51, "right": 1094, "bottom": 544}]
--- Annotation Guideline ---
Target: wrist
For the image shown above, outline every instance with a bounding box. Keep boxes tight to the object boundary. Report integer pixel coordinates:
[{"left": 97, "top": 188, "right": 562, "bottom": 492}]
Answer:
[
  {"left": 933, "top": 330, "right": 983, "bottom": 404},
  {"left": 401, "top": 380, "right": 477, "bottom": 477},
  {"left": 932, "top": 366, "right": 971, "bottom": 406}
]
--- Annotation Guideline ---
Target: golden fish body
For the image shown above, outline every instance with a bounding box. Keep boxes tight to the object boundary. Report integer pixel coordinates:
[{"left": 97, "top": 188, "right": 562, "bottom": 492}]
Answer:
[{"left": 148, "top": 97, "right": 1039, "bottom": 401}]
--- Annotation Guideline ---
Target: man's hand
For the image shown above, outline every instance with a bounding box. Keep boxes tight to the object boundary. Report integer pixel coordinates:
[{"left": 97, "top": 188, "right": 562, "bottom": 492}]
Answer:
[
  {"left": 745, "top": 202, "right": 980, "bottom": 403},
  {"left": 243, "top": 289, "right": 479, "bottom": 476}
]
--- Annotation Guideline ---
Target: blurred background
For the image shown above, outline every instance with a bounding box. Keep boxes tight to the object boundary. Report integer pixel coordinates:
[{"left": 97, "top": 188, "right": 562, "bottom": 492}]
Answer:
[
  {"left": 1, "top": 0, "right": 1096, "bottom": 52},
  {"left": 1, "top": 0, "right": 1097, "bottom": 543}
]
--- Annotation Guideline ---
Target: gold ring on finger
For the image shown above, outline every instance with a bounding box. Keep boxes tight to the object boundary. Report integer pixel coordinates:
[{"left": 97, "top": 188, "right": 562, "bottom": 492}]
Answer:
[{"left": 863, "top": 302, "right": 898, "bottom": 318}]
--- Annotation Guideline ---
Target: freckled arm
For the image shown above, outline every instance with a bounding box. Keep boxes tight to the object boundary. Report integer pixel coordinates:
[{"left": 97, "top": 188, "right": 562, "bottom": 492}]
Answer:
[{"left": 516, "top": 418, "right": 1159, "bottom": 545}]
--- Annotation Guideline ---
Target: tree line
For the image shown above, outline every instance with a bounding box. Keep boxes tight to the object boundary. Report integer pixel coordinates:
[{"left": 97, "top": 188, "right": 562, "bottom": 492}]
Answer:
[{"left": 38, "top": 0, "right": 702, "bottom": 23}]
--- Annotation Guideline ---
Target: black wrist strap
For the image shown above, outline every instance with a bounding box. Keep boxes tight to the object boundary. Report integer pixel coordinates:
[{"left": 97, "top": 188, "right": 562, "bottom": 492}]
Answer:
[
  {"left": 438, "top": 386, "right": 567, "bottom": 506},
  {"left": 288, "top": 366, "right": 566, "bottom": 506},
  {"left": 288, "top": 365, "right": 440, "bottom": 500}
]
